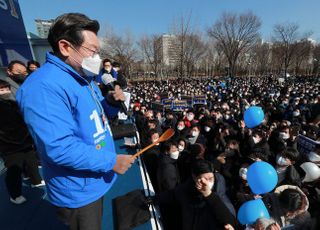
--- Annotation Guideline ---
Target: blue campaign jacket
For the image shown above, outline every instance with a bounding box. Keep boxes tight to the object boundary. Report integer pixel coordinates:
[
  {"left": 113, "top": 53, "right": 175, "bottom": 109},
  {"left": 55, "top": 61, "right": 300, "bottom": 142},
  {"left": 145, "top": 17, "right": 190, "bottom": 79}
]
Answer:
[{"left": 16, "top": 52, "right": 118, "bottom": 208}]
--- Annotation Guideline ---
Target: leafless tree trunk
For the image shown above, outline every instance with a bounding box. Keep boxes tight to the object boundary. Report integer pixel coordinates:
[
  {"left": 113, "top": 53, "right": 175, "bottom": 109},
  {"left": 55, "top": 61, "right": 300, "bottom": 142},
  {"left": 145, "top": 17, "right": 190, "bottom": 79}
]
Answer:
[
  {"left": 312, "top": 44, "right": 320, "bottom": 76},
  {"left": 208, "top": 11, "right": 261, "bottom": 77},
  {"left": 292, "top": 39, "right": 312, "bottom": 75},
  {"left": 102, "top": 29, "right": 137, "bottom": 78},
  {"left": 138, "top": 34, "right": 163, "bottom": 79},
  {"left": 171, "top": 13, "right": 193, "bottom": 79},
  {"left": 272, "top": 23, "right": 311, "bottom": 77}
]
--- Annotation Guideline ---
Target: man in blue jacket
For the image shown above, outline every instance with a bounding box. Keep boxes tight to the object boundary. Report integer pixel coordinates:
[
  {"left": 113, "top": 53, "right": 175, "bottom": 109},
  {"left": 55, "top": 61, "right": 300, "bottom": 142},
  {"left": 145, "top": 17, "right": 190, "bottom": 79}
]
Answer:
[{"left": 16, "top": 13, "right": 135, "bottom": 230}]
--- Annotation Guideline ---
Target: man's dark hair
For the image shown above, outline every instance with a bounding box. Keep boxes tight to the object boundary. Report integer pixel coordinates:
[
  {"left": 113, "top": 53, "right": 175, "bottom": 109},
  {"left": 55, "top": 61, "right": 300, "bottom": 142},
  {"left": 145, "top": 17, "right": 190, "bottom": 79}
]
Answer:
[
  {"left": 7, "top": 60, "right": 26, "bottom": 71},
  {"left": 27, "top": 60, "right": 40, "bottom": 68},
  {"left": 284, "top": 147, "right": 300, "bottom": 162},
  {"left": 148, "top": 129, "right": 159, "bottom": 138},
  {"left": 112, "top": 61, "right": 121, "bottom": 68},
  {"left": 279, "top": 189, "right": 302, "bottom": 213},
  {"left": 0, "top": 79, "right": 10, "bottom": 89},
  {"left": 103, "top": 58, "right": 112, "bottom": 65},
  {"left": 191, "top": 159, "right": 214, "bottom": 176},
  {"left": 48, "top": 13, "right": 100, "bottom": 54},
  {"left": 163, "top": 140, "right": 178, "bottom": 152}
]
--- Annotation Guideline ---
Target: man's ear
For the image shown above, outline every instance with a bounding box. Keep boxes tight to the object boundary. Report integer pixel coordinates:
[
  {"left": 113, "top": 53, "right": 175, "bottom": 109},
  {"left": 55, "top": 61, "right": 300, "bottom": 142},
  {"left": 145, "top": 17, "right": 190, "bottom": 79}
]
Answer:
[{"left": 58, "top": 39, "right": 72, "bottom": 57}]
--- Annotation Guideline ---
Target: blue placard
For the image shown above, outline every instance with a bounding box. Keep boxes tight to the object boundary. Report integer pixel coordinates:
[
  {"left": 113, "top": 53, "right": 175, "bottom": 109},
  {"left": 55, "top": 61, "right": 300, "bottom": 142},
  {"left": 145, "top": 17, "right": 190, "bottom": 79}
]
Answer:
[
  {"left": 193, "top": 95, "right": 207, "bottom": 105},
  {"left": 172, "top": 100, "right": 190, "bottom": 111},
  {"left": 0, "top": 0, "right": 33, "bottom": 67},
  {"left": 297, "top": 135, "right": 320, "bottom": 156}
]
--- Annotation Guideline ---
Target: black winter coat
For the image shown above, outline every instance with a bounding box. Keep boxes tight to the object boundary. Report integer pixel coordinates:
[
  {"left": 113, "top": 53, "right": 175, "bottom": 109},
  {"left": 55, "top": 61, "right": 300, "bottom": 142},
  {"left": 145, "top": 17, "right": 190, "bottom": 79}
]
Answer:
[{"left": 0, "top": 98, "right": 34, "bottom": 155}]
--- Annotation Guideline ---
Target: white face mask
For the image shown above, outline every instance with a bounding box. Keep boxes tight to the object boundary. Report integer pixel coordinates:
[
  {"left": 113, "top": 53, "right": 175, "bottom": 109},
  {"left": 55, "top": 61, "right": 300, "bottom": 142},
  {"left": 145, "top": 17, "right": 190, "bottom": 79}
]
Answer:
[
  {"left": 308, "top": 152, "right": 320, "bottom": 163},
  {"left": 170, "top": 151, "right": 179, "bottom": 160},
  {"left": 207, "top": 181, "right": 214, "bottom": 190},
  {"left": 239, "top": 167, "right": 248, "bottom": 180},
  {"left": 279, "top": 132, "right": 290, "bottom": 140},
  {"left": 81, "top": 54, "right": 102, "bottom": 77},
  {"left": 177, "top": 125, "right": 184, "bottom": 131},
  {"left": 187, "top": 114, "right": 194, "bottom": 121},
  {"left": 293, "top": 111, "right": 300, "bottom": 117},
  {"left": 252, "top": 136, "right": 260, "bottom": 144},
  {"left": 277, "top": 155, "right": 289, "bottom": 166},
  {"left": 191, "top": 131, "right": 199, "bottom": 137},
  {"left": 204, "top": 126, "right": 211, "bottom": 132},
  {"left": 178, "top": 145, "right": 184, "bottom": 152}
]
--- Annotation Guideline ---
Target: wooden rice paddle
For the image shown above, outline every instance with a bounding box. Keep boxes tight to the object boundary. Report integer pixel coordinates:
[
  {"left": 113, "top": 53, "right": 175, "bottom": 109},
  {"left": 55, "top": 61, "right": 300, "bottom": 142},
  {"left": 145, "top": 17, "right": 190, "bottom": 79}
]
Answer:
[{"left": 132, "top": 128, "right": 175, "bottom": 158}]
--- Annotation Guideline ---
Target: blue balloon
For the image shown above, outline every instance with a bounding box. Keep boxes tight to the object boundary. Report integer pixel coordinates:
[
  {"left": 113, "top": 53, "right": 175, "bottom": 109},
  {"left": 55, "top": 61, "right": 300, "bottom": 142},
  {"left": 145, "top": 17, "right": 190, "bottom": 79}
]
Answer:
[
  {"left": 244, "top": 106, "right": 264, "bottom": 128},
  {"left": 237, "top": 199, "right": 270, "bottom": 225},
  {"left": 247, "top": 161, "right": 278, "bottom": 194}
]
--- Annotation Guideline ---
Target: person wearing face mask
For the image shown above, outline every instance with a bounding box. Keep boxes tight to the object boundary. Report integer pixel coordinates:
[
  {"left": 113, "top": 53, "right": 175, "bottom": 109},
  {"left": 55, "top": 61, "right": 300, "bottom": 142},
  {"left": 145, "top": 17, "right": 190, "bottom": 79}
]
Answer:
[
  {"left": 16, "top": 13, "right": 135, "bottom": 230},
  {"left": 162, "top": 111, "right": 177, "bottom": 130},
  {"left": 157, "top": 141, "right": 181, "bottom": 192},
  {"left": 142, "top": 129, "right": 161, "bottom": 193},
  {"left": 154, "top": 159, "right": 238, "bottom": 230},
  {"left": 0, "top": 60, "right": 28, "bottom": 99},
  {"left": 275, "top": 147, "right": 302, "bottom": 187},
  {"left": 0, "top": 79, "right": 45, "bottom": 204},
  {"left": 188, "top": 125, "right": 206, "bottom": 146},
  {"left": 174, "top": 120, "right": 190, "bottom": 140},
  {"left": 183, "top": 110, "right": 198, "bottom": 128},
  {"left": 233, "top": 163, "right": 259, "bottom": 209}
]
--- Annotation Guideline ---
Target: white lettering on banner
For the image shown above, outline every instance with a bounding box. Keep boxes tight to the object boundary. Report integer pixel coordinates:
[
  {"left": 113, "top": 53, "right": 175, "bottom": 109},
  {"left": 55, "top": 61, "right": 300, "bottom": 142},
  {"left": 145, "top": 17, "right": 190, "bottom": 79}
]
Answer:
[
  {"left": 8, "top": 0, "right": 18, "bottom": 18},
  {"left": 90, "top": 110, "right": 104, "bottom": 138},
  {"left": 0, "top": 0, "right": 18, "bottom": 18},
  {"left": 0, "top": 0, "right": 8, "bottom": 10}
]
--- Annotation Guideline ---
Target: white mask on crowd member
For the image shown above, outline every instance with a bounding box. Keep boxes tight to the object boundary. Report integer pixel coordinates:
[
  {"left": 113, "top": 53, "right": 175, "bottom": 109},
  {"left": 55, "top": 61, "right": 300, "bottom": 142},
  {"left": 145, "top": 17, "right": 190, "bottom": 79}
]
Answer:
[
  {"left": 178, "top": 145, "right": 184, "bottom": 152},
  {"left": 187, "top": 114, "right": 194, "bottom": 121},
  {"left": 191, "top": 131, "right": 199, "bottom": 137},
  {"left": 177, "top": 125, "right": 184, "bottom": 131},
  {"left": 308, "top": 152, "right": 320, "bottom": 165},
  {"left": 239, "top": 168, "right": 248, "bottom": 180},
  {"left": 204, "top": 126, "right": 211, "bottom": 133},
  {"left": 252, "top": 136, "right": 260, "bottom": 144},
  {"left": 279, "top": 132, "right": 290, "bottom": 140},
  {"left": 276, "top": 155, "right": 289, "bottom": 166},
  {"left": 207, "top": 181, "right": 214, "bottom": 190},
  {"left": 169, "top": 151, "right": 179, "bottom": 160},
  {"left": 293, "top": 111, "right": 300, "bottom": 117}
]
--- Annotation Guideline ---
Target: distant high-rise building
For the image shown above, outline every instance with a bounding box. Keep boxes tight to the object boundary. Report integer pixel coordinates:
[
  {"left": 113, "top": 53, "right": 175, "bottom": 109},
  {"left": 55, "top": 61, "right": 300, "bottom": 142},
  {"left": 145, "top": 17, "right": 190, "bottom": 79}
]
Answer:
[
  {"left": 158, "top": 34, "right": 180, "bottom": 66},
  {"left": 35, "top": 19, "right": 54, "bottom": 39}
]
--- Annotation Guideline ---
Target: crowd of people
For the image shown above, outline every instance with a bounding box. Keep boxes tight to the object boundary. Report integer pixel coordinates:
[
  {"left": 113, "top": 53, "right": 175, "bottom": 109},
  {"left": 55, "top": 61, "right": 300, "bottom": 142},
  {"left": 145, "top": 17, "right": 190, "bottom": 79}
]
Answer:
[
  {"left": 128, "top": 76, "right": 320, "bottom": 229},
  {"left": 1, "top": 28, "right": 320, "bottom": 230}
]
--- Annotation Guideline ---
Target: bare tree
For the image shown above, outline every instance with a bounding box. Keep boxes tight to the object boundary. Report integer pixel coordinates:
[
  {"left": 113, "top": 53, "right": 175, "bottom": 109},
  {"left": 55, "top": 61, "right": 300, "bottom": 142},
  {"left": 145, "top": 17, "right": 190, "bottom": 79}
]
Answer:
[
  {"left": 208, "top": 11, "right": 261, "bottom": 77},
  {"left": 138, "top": 34, "right": 163, "bottom": 79},
  {"left": 272, "top": 23, "right": 311, "bottom": 77},
  {"left": 292, "top": 39, "right": 313, "bottom": 75},
  {"left": 312, "top": 44, "right": 320, "bottom": 75},
  {"left": 252, "top": 42, "right": 272, "bottom": 76},
  {"left": 102, "top": 29, "right": 137, "bottom": 78},
  {"left": 171, "top": 13, "right": 193, "bottom": 79},
  {"left": 184, "top": 34, "right": 206, "bottom": 77}
]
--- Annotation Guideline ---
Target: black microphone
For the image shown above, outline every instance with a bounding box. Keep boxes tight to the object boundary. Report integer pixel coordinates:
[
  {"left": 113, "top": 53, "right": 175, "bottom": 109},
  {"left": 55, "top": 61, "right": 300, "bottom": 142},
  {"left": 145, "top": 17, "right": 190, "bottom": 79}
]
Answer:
[{"left": 101, "top": 73, "right": 128, "bottom": 115}]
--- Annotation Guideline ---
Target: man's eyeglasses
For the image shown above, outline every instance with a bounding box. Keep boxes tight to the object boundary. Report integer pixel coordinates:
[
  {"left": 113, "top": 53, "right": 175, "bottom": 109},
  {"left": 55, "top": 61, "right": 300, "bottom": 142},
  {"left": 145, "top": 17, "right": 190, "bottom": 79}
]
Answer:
[{"left": 80, "top": 45, "right": 100, "bottom": 56}]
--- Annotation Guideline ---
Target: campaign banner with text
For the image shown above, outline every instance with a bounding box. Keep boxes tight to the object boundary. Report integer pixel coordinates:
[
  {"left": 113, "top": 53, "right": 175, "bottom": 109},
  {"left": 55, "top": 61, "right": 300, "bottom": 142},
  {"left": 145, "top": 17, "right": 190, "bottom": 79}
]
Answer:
[{"left": 0, "top": 0, "right": 33, "bottom": 67}]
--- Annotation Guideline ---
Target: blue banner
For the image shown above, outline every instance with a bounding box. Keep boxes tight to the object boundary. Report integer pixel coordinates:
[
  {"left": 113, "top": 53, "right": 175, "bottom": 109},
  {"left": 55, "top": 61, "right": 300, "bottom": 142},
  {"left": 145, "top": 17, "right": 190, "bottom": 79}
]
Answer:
[
  {"left": 193, "top": 95, "right": 207, "bottom": 105},
  {"left": 297, "top": 135, "right": 320, "bottom": 156},
  {"left": 0, "top": 0, "right": 33, "bottom": 67},
  {"left": 172, "top": 100, "right": 191, "bottom": 112}
]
